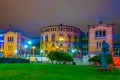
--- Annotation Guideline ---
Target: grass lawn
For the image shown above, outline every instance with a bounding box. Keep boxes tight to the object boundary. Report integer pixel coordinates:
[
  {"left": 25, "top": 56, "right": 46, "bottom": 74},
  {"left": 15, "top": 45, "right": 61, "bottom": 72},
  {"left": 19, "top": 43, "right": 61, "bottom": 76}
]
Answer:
[{"left": 0, "top": 64, "right": 120, "bottom": 80}]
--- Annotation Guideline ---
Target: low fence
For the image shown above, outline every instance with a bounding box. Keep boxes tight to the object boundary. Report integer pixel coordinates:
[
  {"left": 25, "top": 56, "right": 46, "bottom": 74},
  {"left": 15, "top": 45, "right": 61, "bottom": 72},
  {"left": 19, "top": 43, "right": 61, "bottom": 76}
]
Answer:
[{"left": 25, "top": 56, "right": 49, "bottom": 63}]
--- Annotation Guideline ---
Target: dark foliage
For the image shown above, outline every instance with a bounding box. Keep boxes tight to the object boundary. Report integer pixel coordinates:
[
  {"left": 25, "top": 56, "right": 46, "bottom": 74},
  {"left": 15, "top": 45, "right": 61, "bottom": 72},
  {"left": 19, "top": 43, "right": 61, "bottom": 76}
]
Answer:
[
  {"left": 47, "top": 51, "right": 73, "bottom": 63},
  {"left": 0, "top": 58, "right": 30, "bottom": 63},
  {"left": 88, "top": 54, "right": 113, "bottom": 66}
]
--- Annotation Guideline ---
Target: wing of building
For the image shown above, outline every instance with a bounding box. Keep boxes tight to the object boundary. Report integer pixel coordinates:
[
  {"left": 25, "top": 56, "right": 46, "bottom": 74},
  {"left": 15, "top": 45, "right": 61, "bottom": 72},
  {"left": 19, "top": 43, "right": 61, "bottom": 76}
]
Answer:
[
  {"left": 4, "top": 31, "right": 29, "bottom": 57},
  {"left": 40, "top": 24, "right": 82, "bottom": 55},
  {"left": 88, "top": 21, "right": 114, "bottom": 57}
]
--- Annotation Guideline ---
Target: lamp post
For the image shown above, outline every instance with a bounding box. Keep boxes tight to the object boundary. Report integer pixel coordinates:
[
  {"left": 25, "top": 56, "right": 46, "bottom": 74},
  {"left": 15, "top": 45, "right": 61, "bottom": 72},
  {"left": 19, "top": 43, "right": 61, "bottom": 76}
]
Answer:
[
  {"left": 14, "top": 50, "right": 18, "bottom": 57},
  {"left": 24, "top": 45, "right": 28, "bottom": 58},
  {"left": 28, "top": 40, "right": 32, "bottom": 45},
  {"left": 56, "top": 41, "right": 59, "bottom": 51},
  {"left": 32, "top": 46, "right": 36, "bottom": 56},
  {"left": 40, "top": 50, "right": 43, "bottom": 63},
  {"left": 72, "top": 49, "right": 75, "bottom": 54},
  {"left": 27, "top": 40, "right": 32, "bottom": 58}
]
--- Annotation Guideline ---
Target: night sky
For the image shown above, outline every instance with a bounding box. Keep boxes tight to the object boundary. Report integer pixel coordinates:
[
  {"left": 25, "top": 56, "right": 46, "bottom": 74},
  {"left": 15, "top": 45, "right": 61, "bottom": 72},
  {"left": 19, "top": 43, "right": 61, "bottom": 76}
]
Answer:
[{"left": 0, "top": 0, "right": 120, "bottom": 38}]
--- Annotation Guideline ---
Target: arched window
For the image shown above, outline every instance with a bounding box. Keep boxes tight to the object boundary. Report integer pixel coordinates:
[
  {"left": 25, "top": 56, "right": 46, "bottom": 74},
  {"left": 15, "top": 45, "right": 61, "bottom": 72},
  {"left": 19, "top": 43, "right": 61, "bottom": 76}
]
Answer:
[
  {"left": 41, "top": 36, "right": 43, "bottom": 43},
  {"left": 9, "top": 37, "right": 12, "bottom": 42},
  {"left": 51, "top": 34, "right": 55, "bottom": 42},
  {"left": 7, "top": 37, "right": 9, "bottom": 42},
  {"left": 11, "top": 36, "right": 14, "bottom": 42},
  {"left": 95, "top": 31, "right": 98, "bottom": 37},
  {"left": 103, "top": 30, "right": 106, "bottom": 37},
  {"left": 99, "top": 31, "right": 102, "bottom": 37},
  {"left": 68, "top": 34, "right": 71, "bottom": 42},
  {"left": 45, "top": 35, "right": 48, "bottom": 42},
  {"left": 60, "top": 44, "right": 63, "bottom": 46},
  {"left": 74, "top": 35, "right": 77, "bottom": 42},
  {"left": 59, "top": 34, "right": 64, "bottom": 41}
]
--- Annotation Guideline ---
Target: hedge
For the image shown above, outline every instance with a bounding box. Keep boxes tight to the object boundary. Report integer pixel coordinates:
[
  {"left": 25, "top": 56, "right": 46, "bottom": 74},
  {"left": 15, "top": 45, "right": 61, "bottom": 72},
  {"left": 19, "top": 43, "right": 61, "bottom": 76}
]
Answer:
[{"left": 0, "top": 58, "right": 30, "bottom": 63}]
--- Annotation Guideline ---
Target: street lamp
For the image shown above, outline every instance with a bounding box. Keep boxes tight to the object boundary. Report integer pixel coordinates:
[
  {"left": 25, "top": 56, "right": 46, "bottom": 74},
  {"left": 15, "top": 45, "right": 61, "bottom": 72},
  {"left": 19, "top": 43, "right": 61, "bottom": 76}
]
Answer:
[
  {"left": 28, "top": 40, "right": 32, "bottom": 45},
  {"left": 32, "top": 46, "right": 36, "bottom": 56},
  {"left": 72, "top": 49, "right": 75, "bottom": 53},
  {"left": 24, "top": 45, "right": 28, "bottom": 48},
  {"left": 59, "top": 37, "right": 64, "bottom": 41},
  {"left": 14, "top": 50, "right": 18, "bottom": 57},
  {"left": 56, "top": 41, "right": 59, "bottom": 51}
]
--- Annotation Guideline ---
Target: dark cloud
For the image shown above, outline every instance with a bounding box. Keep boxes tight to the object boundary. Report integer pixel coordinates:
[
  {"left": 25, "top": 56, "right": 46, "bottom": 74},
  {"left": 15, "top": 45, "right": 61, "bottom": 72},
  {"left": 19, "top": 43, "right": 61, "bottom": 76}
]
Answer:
[{"left": 0, "top": 0, "right": 120, "bottom": 37}]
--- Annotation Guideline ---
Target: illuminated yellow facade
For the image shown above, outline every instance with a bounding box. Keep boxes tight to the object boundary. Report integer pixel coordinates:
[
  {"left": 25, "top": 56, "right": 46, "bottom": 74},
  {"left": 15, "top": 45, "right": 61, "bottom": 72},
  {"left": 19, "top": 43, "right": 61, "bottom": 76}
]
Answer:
[
  {"left": 4, "top": 31, "right": 28, "bottom": 57},
  {"left": 40, "top": 24, "right": 82, "bottom": 54},
  {"left": 4, "top": 31, "right": 18, "bottom": 57}
]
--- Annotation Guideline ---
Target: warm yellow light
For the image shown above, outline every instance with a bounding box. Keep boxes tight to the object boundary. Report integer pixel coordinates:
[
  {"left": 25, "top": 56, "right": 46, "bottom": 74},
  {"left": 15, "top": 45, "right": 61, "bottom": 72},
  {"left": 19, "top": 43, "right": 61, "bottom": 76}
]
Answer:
[
  {"left": 56, "top": 46, "right": 59, "bottom": 48},
  {"left": 59, "top": 37, "right": 64, "bottom": 41},
  {"left": 32, "top": 46, "right": 36, "bottom": 49},
  {"left": 59, "top": 37, "right": 61, "bottom": 41},
  {"left": 61, "top": 38, "right": 64, "bottom": 41}
]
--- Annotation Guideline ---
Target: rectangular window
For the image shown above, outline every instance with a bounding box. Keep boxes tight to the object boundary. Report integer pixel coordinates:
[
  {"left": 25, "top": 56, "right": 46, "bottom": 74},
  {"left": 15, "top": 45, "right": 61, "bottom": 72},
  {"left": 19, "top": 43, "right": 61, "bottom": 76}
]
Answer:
[
  {"left": 99, "top": 31, "right": 102, "bottom": 37},
  {"left": 7, "top": 37, "right": 9, "bottom": 42},
  {"left": 66, "top": 28, "right": 68, "bottom": 31},
  {"left": 99, "top": 42, "right": 102, "bottom": 49}
]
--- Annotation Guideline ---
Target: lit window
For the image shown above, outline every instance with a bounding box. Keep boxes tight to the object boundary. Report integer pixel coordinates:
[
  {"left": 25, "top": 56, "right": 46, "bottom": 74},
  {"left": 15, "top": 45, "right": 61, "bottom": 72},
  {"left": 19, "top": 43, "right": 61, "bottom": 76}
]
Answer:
[
  {"left": 118, "top": 51, "right": 119, "bottom": 53},
  {"left": 51, "top": 34, "right": 55, "bottom": 42},
  {"left": 59, "top": 34, "right": 64, "bottom": 41},
  {"left": 54, "top": 28, "right": 56, "bottom": 31}
]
